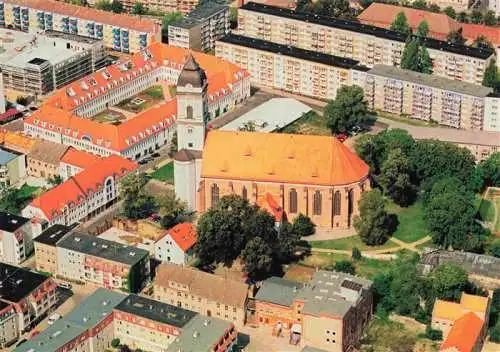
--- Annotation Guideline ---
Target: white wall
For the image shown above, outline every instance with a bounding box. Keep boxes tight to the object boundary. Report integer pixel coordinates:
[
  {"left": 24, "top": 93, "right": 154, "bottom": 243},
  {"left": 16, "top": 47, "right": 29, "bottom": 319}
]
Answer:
[
  {"left": 154, "top": 234, "right": 189, "bottom": 265},
  {"left": 484, "top": 96, "right": 500, "bottom": 132}
]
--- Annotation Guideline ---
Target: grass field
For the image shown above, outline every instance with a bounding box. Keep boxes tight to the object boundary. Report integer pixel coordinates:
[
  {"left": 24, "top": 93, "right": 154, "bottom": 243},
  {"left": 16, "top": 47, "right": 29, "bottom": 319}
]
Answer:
[
  {"left": 309, "top": 235, "right": 397, "bottom": 251},
  {"left": 281, "top": 111, "right": 331, "bottom": 136},
  {"left": 375, "top": 110, "right": 438, "bottom": 128},
  {"left": 151, "top": 162, "right": 174, "bottom": 184},
  {"left": 478, "top": 199, "right": 495, "bottom": 222},
  {"left": 145, "top": 85, "right": 164, "bottom": 99},
  {"left": 386, "top": 200, "right": 429, "bottom": 243}
]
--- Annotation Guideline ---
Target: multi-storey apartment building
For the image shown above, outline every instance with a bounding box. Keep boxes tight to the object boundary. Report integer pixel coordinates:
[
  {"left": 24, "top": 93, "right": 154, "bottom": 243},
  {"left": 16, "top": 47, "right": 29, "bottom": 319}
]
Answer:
[
  {"left": 16, "top": 288, "right": 238, "bottom": 352},
  {"left": 216, "top": 34, "right": 367, "bottom": 101},
  {"left": 119, "top": 0, "right": 201, "bottom": 15},
  {"left": 254, "top": 271, "right": 373, "bottom": 352},
  {"left": 236, "top": 2, "right": 494, "bottom": 85},
  {"left": 154, "top": 263, "right": 249, "bottom": 327},
  {"left": 55, "top": 232, "right": 150, "bottom": 293},
  {"left": 33, "top": 224, "right": 76, "bottom": 274},
  {"left": 485, "top": 93, "right": 500, "bottom": 132},
  {"left": 22, "top": 155, "right": 137, "bottom": 227},
  {"left": 168, "top": 0, "right": 230, "bottom": 51},
  {"left": 0, "top": 29, "right": 107, "bottom": 96},
  {"left": 0, "top": 0, "right": 161, "bottom": 53},
  {"left": 0, "top": 263, "right": 58, "bottom": 347},
  {"left": 364, "top": 65, "right": 496, "bottom": 131},
  {"left": 0, "top": 212, "right": 34, "bottom": 265},
  {"left": 23, "top": 43, "right": 250, "bottom": 160}
]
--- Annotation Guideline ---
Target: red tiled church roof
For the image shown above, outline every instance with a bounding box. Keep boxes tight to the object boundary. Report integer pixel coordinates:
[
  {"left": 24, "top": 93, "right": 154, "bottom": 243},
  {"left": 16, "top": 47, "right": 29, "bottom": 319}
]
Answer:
[
  {"left": 440, "top": 312, "right": 484, "bottom": 352},
  {"left": 30, "top": 155, "right": 137, "bottom": 220}
]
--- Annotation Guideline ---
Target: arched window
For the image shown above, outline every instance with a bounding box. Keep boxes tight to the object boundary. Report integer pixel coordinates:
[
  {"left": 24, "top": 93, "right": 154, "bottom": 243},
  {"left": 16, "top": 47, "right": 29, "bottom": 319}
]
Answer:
[
  {"left": 313, "top": 191, "right": 322, "bottom": 215},
  {"left": 333, "top": 191, "right": 341, "bottom": 216},
  {"left": 211, "top": 184, "right": 219, "bottom": 207},
  {"left": 289, "top": 189, "right": 297, "bottom": 214},
  {"left": 186, "top": 105, "right": 193, "bottom": 119},
  {"left": 242, "top": 186, "right": 247, "bottom": 200}
]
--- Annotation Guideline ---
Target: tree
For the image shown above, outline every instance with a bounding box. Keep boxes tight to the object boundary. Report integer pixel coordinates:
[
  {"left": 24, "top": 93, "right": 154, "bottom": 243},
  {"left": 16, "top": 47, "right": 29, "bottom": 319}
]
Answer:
[
  {"left": 303, "top": 0, "right": 353, "bottom": 19},
  {"left": 472, "top": 35, "right": 494, "bottom": 51},
  {"left": 292, "top": 214, "right": 316, "bottom": 236},
  {"left": 389, "top": 258, "right": 422, "bottom": 315},
  {"left": 412, "top": 0, "right": 427, "bottom": 9},
  {"left": 96, "top": 0, "right": 123, "bottom": 13},
  {"left": 457, "top": 11, "right": 468, "bottom": 23},
  {"left": 324, "top": 85, "right": 367, "bottom": 134},
  {"left": 119, "top": 346, "right": 132, "bottom": 352},
  {"left": 483, "top": 59, "right": 499, "bottom": 93},
  {"left": 447, "top": 28, "right": 466, "bottom": 45},
  {"left": 241, "top": 236, "right": 275, "bottom": 280},
  {"left": 162, "top": 12, "right": 183, "bottom": 38},
  {"left": 48, "top": 175, "right": 63, "bottom": 186},
  {"left": 484, "top": 10, "right": 497, "bottom": 26},
  {"left": 418, "top": 44, "right": 433, "bottom": 74},
  {"left": 425, "top": 326, "right": 442, "bottom": 341},
  {"left": 474, "top": 152, "right": 500, "bottom": 192},
  {"left": 111, "top": 338, "right": 120, "bottom": 348},
  {"left": 121, "top": 173, "right": 156, "bottom": 220},
  {"left": 378, "top": 148, "right": 417, "bottom": 206},
  {"left": 443, "top": 6, "right": 456, "bottom": 19},
  {"left": 491, "top": 321, "right": 500, "bottom": 343},
  {"left": 490, "top": 289, "right": 500, "bottom": 328},
  {"left": 469, "top": 10, "right": 483, "bottom": 24},
  {"left": 333, "top": 260, "right": 356, "bottom": 275},
  {"left": 276, "top": 222, "right": 303, "bottom": 263},
  {"left": 0, "top": 187, "right": 35, "bottom": 214},
  {"left": 401, "top": 38, "right": 421, "bottom": 72},
  {"left": 111, "top": 0, "right": 124, "bottom": 13},
  {"left": 415, "top": 20, "right": 429, "bottom": 37},
  {"left": 390, "top": 12, "right": 411, "bottom": 35},
  {"left": 168, "top": 131, "right": 178, "bottom": 158},
  {"left": 431, "top": 264, "right": 468, "bottom": 301},
  {"left": 488, "top": 240, "right": 500, "bottom": 258},
  {"left": 131, "top": 2, "right": 147, "bottom": 15},
  {"left": 428, "top": 4, "right": 440, "bottom": 12},
  {"left": 354, "top": 189, "right": 396, "bottom": 246},
  {"left": 156, "top": 189, "right": 192, "bottom": 229},
  {"left": 352, "top": 247, "right": 362, "bottom": 260}
]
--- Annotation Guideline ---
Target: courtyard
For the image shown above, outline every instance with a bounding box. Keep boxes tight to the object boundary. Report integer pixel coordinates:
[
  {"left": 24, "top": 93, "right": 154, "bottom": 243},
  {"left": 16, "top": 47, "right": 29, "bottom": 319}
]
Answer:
[{"left": 116, "top": 85, "right": 165, "bottom": 113}]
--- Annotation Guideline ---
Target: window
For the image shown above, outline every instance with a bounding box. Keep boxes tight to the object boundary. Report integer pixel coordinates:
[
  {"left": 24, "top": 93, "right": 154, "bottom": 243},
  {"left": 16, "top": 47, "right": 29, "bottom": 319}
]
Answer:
[
  {"left": 289, "top": 189, "right": 297, "bottom": 213},
  {"left": 313, "top": 191, "right": 322, "bottom": 215},
  {"left": 211, "top": 184, "right": 219, "bottom": 206},
  {"left": 186, "top": 105, "right": 193, "bottom": 119},
  {"left": 333, "top": 191, "right": 341, "bottom": 216},
  {"left": 242, "top": 186, "right": 247, "bottom": 200}
]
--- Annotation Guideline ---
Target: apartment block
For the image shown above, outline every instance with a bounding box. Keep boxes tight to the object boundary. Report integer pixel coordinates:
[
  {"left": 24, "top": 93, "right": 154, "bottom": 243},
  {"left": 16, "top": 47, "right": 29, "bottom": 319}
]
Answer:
[
  {"left": 485, "top": 93, "right": 500, "bottom": 132},
  {"left": 236, "top": 2, "right": 493, "bottom": 85},
  {"left": 0, "top": 263, "right": 58, "bottom": 347},
  {"left": 364, "top": 65, "right": 496, "bottom": 131},
  {"left": 16, "top": 288, "right": 238, "bottom": 352},
  {"left": 0, "top": 212, "right": 34, "bottom": 265},
  {"left": 216, "top": 34, "right": 368, "bottom": 101},
  {"left": 55, "top": 232, "right": 150, "bottom": 293},
  {"left": 120, "top": 0, "right": 201, "bottom": 15},
  {"left": 254, "top": 271, "right": 373, "bottom": 352},
  {"left": 33, "top": 224, "right": 76, "bottom": 274},
  {"left": 154, "top": 263, "right": 249, "bottom": 327},
  {"left": 168, "top": 0, "right": 230, "bottom": 51},
  {"left": 27, "top": 140, "right": 69, "bottom": 180},
  {"left": 0, "top": 149, "right": 25, "bottom": 190},
  {"left": 424, "top": 0, "right": 471, "bottom": 12},
  {"left": 0, "top": 0, "right": 161, "bottom": 53}
]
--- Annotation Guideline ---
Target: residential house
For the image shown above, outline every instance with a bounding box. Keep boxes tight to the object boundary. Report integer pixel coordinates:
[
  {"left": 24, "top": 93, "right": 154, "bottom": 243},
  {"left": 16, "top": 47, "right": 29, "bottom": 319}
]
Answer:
[
  {"left": 33, "top": 224, "right": 76, "bottom": 274},
  {"left": 0, "top": 212, "right": 34, "bottom": 265},
  {"left": 155, "top": 222, "right": 197, "bottom": 265},
  {"left": 27, "top": 140, "right": 68, "bottom": 180},
  {"left": 0, "top": 149, "right": 25, "bottom": 189},
  {"left": 59, "top": 147, "right": 102, "bottom": 180}
]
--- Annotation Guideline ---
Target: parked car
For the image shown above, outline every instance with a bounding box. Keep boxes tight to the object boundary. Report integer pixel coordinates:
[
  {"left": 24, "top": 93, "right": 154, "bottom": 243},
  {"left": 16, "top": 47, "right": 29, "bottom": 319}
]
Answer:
[
  {"left": 48, "top": 313, "right": 62, "bottom": 325},
  {"left": 152, "top": 152, "right": 161, "bottom": 158},
  {"left": 336, "top": 134, "right": 348, "bottom": 142},
  {"left": 138, "top": 159, "right": 148, "bottom": 165},
  {"left": 30, "top": 330, "right": 40, "bottom": 338},
  {"left": 16, "top": 338, "right": 27, "bottom": 346},
  {"left": 58, "top": 282, "right": 72, "bottom": 290}
]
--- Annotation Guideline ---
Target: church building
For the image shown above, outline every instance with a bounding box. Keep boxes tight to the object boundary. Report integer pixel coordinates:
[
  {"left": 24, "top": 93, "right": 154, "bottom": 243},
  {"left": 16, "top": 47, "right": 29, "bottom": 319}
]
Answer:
[{"left": 174, "top": 55, "right": 370, "bottom": 229}]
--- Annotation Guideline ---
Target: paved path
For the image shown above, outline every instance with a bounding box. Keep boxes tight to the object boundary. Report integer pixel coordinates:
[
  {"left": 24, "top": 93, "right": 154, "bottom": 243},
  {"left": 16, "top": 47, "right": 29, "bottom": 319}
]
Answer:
[{"left": 309, "top": 235, "right": 432, "bottom": 260}]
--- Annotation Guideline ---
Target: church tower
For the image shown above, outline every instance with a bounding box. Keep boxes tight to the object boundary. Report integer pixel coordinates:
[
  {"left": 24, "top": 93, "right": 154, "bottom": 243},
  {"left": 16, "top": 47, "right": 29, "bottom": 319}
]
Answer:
[{"left": 175, "top": 53, "right": 209, "bottom": 152}]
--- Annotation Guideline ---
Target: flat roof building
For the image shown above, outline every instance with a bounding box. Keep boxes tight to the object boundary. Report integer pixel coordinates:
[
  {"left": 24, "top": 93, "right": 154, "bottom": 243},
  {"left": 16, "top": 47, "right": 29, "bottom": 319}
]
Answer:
[
  {"left": 168, "top": 0, "right": 229, "bottom": 51},
  {"left": 0, "top": 28, "right": 107, "bottom": 96},
  {"left": 33, "top": 224, "right": 76, "bottom": 273},
  {"left": 0, "top": 211, "right": 33, "bottom": 265}
]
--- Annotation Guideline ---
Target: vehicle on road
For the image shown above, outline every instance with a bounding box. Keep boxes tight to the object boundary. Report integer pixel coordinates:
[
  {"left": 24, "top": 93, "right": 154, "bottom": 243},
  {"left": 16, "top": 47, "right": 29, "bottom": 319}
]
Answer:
[
  {"left": 48, "top": 313, "right": 62, "bottom": 325},
  {"left": 138, "top": 159, "right": 148, "bottom": 165},
  {"left": 58, "top": 282, "right": 72, "bottom": 290},
  {"left": 336, "top": 134, "right": 348, "bottom": 142},
  {"left": 152, "top": 152, "right": 161, "bottom": 158}
]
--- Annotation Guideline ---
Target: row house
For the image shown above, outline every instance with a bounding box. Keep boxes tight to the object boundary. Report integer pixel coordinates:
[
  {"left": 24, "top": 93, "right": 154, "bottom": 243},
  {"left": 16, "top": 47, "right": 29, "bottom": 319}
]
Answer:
[
  {"left": 236, "top": 2, "right": 494, "bottom": 85},
  {"left": 0, "top": 0, "right": 161, "bottom": 53}
]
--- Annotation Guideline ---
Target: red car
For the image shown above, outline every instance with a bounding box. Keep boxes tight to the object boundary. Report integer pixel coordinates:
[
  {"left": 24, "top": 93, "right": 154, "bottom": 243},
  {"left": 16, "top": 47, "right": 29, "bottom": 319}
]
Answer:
[
  {"left": 336, "top": 134, "right": 348, "bottom": 142},
  {"left": 30, "top": 330, "right": 40, "bottom": 338}
]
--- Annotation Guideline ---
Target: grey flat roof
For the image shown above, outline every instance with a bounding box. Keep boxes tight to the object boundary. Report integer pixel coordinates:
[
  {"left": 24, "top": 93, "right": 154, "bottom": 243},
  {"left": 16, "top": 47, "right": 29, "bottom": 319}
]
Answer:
[
  {"left": 368, "top": 65, "right": 493, "bottom": 97},
  {"left": 221, "top": 98, "right": 312, "bottom": 132},
  {"left": 0, "top": 263, "right": 50, "bottom": 303},
  {"left": 170, "top": 1, "right": 227, "bottom": 29},
  {"left": 0, "top": 211, "right": 29, "bottom": 232},
  {"left": 0, "top": 148, "right": 17, "bottom": 165},
  {"left": 15, "top": 288, "right": 126, "bottom": 352},
  {"left": 166, "top": 315, "right": 234, "bottom": 352},
  {"left": 255, "top": 277, "right": 304, "bottom": 307},
  {"left": 34, "top": 224, "right": 77, "bottom": 246},
  {"left": 57, "top": 232, "right": 149, "bottom": 266},
  {"left": 296, "top": 270, "right": 372, "bottom": 318}
]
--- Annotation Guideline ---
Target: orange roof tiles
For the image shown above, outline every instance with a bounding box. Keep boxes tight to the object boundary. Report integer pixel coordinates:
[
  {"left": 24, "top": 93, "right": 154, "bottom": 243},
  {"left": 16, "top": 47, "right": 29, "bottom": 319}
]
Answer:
[
  {"left": 433, "top": 300, "right": 464, "bottom": 321},
  {"left": 459, "top": 293, "right": 489, "bottom": 314},
  {"left": 440, "top": 312, "right": 484, "bottom": 352},
  {"left": 358, "top": 3, "right": 499, "bottom": 45},
  {"left": 165, "top": 223, "right": 197, "bottom": 252},
  {"left": 30, "top": 155, "right": 137, "bottom": 220},
  {"left": 61, "top": 147, "right": 102, "bottom": 170},
  {"left": 258, "top": 193, "right": 284, "bottom": 221},
  {"left": 5, "top": 0, "right": 160, "bottom": 33},
  {"left": 3, "top": 132, "right": 37, "bottom": 153},
  {"left": 201, "top": 131, "right": 369, "bottom": 186}
]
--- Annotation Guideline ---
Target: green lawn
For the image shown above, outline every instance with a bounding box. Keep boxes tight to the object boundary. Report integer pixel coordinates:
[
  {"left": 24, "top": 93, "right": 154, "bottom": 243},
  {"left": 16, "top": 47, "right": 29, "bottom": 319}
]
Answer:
[
  {"left": 375, "top": 110, "right": 438, "bottom": 128},
  {"left": 386, "top": 200, "right": 429, "bottom": 243},
  {"left": 495, "top": 197, "right": 500, "bottom": 232},
  {"left": 145, "top": 85, "right": 164, "bottom": 99},
  {"left": 478, "top": 199, "right": 495, "bottom": 222},
  {"left": 281, "top": 110, "right": 331, "bottom": 136},
  {"left": 308, "top": 235, "right": 397, "bottom": 251},
  {"left": 151, "top": 162, "right": 174, "bottom": 184},
  {"left": 18, "top": 184, "right": 40, "bottom": 198}
]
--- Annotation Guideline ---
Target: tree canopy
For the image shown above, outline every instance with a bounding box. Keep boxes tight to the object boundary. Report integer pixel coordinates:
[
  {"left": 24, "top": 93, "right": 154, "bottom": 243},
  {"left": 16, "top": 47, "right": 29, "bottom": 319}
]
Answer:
[
  {"left": 120, "top": 173, "right": 156, "bottom": 220},
  {"left": 390, "top": 12, "right": 411, "bottom": 35},
  {"left": 324, "top": 85, "right": 367, "bottom": 134},
  {"left": 378, "top": 148, "right": 417, "bottom": 206},
  {"left": 297, "top": 0, "right": 353, "bottom": 19},
  {"left": 96, "top": 0, "right": 124, "bottom": 13},
  {"left": 446, "top": 29, "right": 466, "bottom": 45},
  {"left": 401, "top": 37, "right": 433, "bottom": 74},
  {"left": 354, "top": 189, "right": 397, "bottom": 246},
  {"left": 431, "top": 264, "right": 468, "bottom": 301},
  {"left": 483, "top": 59, "right": 500, "bottom": 93},
  {"left": 156, "top": 189, "right": 193, "bottom": 229},
  {"left": 131, "top": 2, "right": 147, "bottom": 15},
  {"left": 415, "top": 20, "right": 429, "bottom": 37},
  {"left": 292, "top": 214, "right": 316, "bottom": 236},
  {"left": 162, "top": 12, "right": 183, "bottom": 38}
]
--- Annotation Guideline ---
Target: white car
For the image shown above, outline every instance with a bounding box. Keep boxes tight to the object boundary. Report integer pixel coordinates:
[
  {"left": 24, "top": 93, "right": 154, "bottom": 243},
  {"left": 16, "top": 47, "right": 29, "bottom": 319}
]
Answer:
[
  {"left": 47, "top": 313, "right": 62, "bottom": 325},
  {"left": 58, "top": 282, "right": 72, "bottom": 290}
]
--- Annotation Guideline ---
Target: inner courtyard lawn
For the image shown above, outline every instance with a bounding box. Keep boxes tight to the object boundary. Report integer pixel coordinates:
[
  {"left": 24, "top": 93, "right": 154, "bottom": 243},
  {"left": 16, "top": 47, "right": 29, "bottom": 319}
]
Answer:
[{"left": 386, "top": 199, "right": 429, "bottom": 243}]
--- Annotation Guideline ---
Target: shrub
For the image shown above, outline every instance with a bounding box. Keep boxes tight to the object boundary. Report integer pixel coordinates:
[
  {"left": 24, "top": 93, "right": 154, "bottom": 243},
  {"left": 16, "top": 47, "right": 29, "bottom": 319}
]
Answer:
[
  {"left": 111, "top": 338, "right": 120, "bottom": 348},
  {"left": 425, "top": 326, "right": 442, "bottom": 341},
  {"left": 333, "top": 260, "right": 356, "bottom": 275},
  {"left": 352, "top": 247, "right": 362, "bottom": 260},
  {"left": 292, "top": 214, "right": 316, "bottom": 236}
]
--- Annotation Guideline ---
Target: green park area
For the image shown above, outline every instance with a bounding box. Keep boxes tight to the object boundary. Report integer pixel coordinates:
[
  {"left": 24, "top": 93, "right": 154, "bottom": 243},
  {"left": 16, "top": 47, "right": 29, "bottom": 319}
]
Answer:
[
  {"left": 151, "top": 162, "right": 174, "bottom": 184},
  {"left": 0, "top": 184, "right": 40, "bottom": 214},
  {"left": 386, "top": 200, "right": 429, "bottom": 243},
  {"left": 309, "top": 235, "right": 397, "bottom": 252}
]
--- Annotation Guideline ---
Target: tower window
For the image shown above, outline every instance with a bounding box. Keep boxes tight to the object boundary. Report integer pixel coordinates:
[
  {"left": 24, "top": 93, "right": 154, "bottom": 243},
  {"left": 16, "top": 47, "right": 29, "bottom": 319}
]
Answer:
[
  {"left": 211, "top": 184, "right": 219, "bottom": 207},
  {"left": 289, "top": 189, "right": 297, "bottom": 213},
  {"left": 186, "top": 106, "right": 193, "bottom": 119}
]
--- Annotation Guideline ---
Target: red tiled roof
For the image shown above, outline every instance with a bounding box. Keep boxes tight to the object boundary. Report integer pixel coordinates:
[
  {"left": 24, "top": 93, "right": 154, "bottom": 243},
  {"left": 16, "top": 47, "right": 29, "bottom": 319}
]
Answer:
[
  {"left": 29, "top": 155, "right": 137, "bottom": 220},
  {"left": 462, "top": 23, "right": 500, "bottom": 46},
  {"left": 5, "top": 0, "right": 160, "bottom": 33},
  {"left": 61, "top": 147, "right": 102, "bottom": 170},
  {"left": 440, "top": 312, "right": 484, "bottom": 352},
  {"left": 165, "top": 223, "right": 197, "bottom": 252},
  {"left": 258, "top": 193, "right": 284, "bottom": 221}
]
